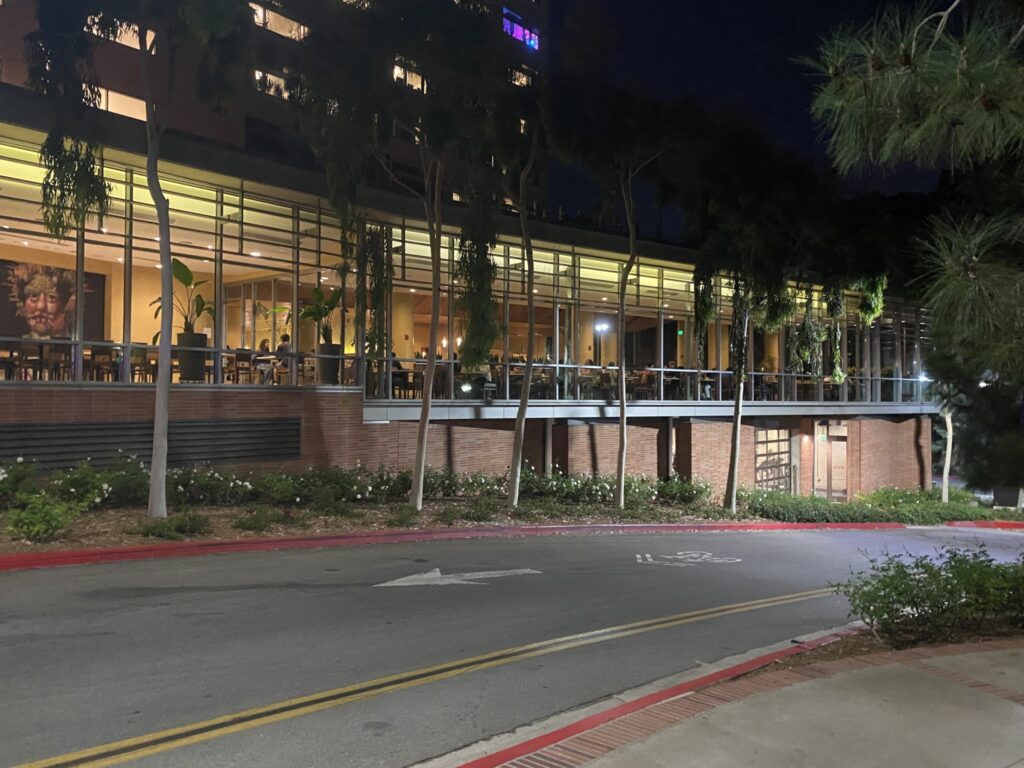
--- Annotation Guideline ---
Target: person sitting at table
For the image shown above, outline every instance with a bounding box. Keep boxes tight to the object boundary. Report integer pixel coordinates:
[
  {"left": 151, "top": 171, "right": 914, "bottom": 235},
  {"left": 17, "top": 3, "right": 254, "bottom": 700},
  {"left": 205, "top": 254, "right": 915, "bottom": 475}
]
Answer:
[
  {"left": 270, "top": 334, "right": 290, "bottom": 384},
  {"left": 256, "top": 338, "right": 272, "bottom": 384},
  {"left": 600, "top": 362, "right": 616, "bottom": 403},
  {"left": 390, "top": 350, "right": 403, "bottom": 370}
]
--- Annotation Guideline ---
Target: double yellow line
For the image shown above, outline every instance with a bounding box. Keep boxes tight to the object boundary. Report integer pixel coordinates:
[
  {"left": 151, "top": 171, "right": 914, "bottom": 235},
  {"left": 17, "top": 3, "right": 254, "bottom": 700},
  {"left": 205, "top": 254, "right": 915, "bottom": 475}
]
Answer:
[{"left": 16, "top": 587, "right": 832, "bottom": 768}]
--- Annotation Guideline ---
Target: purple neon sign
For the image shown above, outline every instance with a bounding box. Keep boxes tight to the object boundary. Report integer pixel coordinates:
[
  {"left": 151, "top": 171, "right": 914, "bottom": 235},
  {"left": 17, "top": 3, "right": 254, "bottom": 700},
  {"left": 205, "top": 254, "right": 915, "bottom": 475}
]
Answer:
[{"left": 502, "top": 8, "right": 540, "bottom": 51}]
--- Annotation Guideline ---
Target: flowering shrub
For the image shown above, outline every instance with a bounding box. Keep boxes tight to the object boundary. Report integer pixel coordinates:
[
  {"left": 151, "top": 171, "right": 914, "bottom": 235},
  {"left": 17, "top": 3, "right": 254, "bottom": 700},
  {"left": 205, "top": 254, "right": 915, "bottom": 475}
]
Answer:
[
  {"left": 169, "top": 467, "right": 254, "bottom": 507},
  {"left": 657, "top": 475, "right": 712, "bottom": 506},
  {"left": 0, "top": 458, "right": 38, "bottom": 508},
  {"left": 6, "top": 494, "right": 82, "bottom": 541},
  {"left": 519, "top": 467, "right": 656, "bottom": 508},
  {"left": 48, "top": 462, "right": 111, "bottom": 510}
]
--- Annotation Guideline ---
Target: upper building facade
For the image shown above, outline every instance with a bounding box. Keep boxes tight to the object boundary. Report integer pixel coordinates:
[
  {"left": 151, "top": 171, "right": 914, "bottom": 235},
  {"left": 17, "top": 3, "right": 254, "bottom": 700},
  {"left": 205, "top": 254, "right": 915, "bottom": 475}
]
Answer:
[{"left": 0, "top": 0, "right": 934, "bottom": 500}]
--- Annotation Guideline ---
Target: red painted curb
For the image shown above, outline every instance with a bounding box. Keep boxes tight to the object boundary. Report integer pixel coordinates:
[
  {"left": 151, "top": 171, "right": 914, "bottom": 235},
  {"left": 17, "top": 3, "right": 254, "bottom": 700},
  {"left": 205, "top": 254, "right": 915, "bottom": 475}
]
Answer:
[
  {"left": 0, "top": 519, "right": 1017, "bottom": 574},
  {"left": 456, "top": 630, "right": 857, "bottom": 768},
  {"left": 0, "top": 522, "right": 909, "bottom": 573},
  {"left": 944, "top": 520, "right": 1024, "bottom": 530}
]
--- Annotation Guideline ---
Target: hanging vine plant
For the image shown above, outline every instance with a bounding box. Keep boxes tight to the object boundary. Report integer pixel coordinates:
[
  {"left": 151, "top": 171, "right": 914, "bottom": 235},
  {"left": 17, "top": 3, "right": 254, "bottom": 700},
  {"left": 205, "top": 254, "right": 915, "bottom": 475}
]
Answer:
[
  {"left": 693, "top": 272, "right": 716, "bottom": 370},
  {"left": 853, "top": 274, "right": 887, "bottom": 325},
  {"left": 824, "top": 282, "right": 846, "bottom": 384},
  {"left": 794, "top": 290, "right": 827, "bottom": 378},
  {"left": 363, "top": 223, "right": 392, "bottom": 360},
  {"left": 759, "top": 285, "right": 797, "bottom": 333},
  {"left": 454, "top": 195, "right": 499, "bottom": 369},
  {"left": 729, "top": 278, "right": 752, "bottom": 382}
]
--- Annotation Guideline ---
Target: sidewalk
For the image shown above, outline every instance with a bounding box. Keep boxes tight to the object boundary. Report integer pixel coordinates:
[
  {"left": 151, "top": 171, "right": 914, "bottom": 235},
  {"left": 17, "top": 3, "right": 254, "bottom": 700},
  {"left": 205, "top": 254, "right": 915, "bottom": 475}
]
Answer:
[{"left": 436, "top": 636, "right": 1024, "bottom": 768}]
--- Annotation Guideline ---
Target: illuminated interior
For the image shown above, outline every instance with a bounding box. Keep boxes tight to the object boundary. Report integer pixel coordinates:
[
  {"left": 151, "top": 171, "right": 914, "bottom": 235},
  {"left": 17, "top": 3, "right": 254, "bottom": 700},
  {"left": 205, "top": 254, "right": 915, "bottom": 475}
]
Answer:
[{"left": 0, "top": 129, "right": 931, "bottom": 402}]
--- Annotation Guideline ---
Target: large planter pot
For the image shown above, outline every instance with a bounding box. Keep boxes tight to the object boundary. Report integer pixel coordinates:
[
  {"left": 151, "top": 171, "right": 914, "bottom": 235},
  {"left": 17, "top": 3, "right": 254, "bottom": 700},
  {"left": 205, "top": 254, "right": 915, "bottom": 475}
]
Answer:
[
  {"left": 176, "top": 332, "right": 209, "bottom": 383},
  {"left": 318, "top": 342, "right": 341, "bottom": 386}
]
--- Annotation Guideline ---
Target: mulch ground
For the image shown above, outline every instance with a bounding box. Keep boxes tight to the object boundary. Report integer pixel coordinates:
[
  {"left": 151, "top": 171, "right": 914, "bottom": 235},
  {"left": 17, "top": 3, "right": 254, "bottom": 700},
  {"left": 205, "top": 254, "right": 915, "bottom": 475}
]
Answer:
[
  {"left": 743, "top": 628, "right": 1024, "bottom": 678},
  {"left": 0, "top": 502, "right": 759, "bottom": 555}
]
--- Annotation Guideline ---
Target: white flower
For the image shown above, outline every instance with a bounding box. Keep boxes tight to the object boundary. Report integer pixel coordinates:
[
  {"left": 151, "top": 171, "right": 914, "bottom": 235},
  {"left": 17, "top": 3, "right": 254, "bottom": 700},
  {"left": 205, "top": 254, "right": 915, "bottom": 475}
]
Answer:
[
  {"left": 356, "top": 493, "right": 362, "bottom": 500},
  {"left": 70, "top": 487, "right": 75, "bottom": 493},
  {"left": 94, "top": 497, "right": 101, "bottom": 504},
  {"left": 16, "top": 457, "right": 24, "bottom": 464},
  {"left": 177, "top": 485, "right": 184, "bottom": 492},
  {"left": 295, "top": 497, "right": 301, "bottom": 503}
]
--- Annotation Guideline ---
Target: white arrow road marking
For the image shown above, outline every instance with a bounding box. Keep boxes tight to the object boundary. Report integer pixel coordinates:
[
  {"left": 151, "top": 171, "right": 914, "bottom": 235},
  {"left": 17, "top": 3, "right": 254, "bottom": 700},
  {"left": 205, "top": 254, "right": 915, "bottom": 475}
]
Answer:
[
  {"left": 636, "top": 551, "right": 742, "bottom": 567},
  {"left": 374, "top": 568, "right": 543, "bottom": 587}
]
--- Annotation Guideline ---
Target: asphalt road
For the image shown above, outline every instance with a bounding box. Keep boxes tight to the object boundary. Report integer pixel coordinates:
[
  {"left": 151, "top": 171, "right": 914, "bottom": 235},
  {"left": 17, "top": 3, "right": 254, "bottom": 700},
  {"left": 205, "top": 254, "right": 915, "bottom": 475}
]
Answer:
[{"left": 1, "top": 527, "right": 1022, "bottom": 768}]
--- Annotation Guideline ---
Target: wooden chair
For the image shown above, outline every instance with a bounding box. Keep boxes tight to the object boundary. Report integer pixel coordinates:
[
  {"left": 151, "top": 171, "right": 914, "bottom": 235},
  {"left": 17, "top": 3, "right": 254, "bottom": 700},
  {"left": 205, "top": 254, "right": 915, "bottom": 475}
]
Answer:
[{"left": 233, "top": 350, "right": 254, "bottom": 384}]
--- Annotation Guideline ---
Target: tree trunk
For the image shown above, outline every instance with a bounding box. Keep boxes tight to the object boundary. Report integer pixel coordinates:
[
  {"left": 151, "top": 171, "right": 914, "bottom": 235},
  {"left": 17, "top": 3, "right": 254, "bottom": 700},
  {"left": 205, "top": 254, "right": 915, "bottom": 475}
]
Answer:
[
  {"left": 724, "top": 307, "right": 749, "bottom": 515},
  {"left": 1017, "top": 486, "right": 1023, "bottom": 514},
  {"left": 942, "top": 408, "right": 953, "bottom": 504},
  {"left": 140, "top": 27, "right": 169, "bottom": 519},
  {"left": 508, "top": 135, "right": 539, "bottom": 509},
  {"left": 508, "top": 210, "right": 535, "bottom": 508},
  {"left": 615, "top": 182, "right": 639, "bottom": 510},
  {"left": 725, "top": 376, "right": 744, "bottom": 515},
  {"left": 410, "top": 161, "right": 445, "bottom": 511}
]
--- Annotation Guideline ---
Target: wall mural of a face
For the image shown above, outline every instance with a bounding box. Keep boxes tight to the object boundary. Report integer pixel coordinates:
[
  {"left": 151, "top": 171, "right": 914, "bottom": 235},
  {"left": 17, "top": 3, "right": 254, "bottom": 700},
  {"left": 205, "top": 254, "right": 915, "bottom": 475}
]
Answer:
[{"left": 7, "top": 263, "right": 76, "bottom": 339}]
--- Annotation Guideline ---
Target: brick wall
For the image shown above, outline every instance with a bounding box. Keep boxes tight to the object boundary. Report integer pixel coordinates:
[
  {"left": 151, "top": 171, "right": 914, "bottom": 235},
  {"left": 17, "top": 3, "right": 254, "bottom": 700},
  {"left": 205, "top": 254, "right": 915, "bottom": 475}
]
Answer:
[
  {"left": 675, "top": 420, "right": 757, "bottom": 500},
  {"left": 556, "top": 422, "right": 661, "bottom": 477},
  {"left": 0, "top": 387, "right": 933, "bottom": 491},
  {"left": 0, "top": 386, "right": 544, "bottom": 475},
  {"left": 852, "top": 417, "right": 932, "bottom": 495}
]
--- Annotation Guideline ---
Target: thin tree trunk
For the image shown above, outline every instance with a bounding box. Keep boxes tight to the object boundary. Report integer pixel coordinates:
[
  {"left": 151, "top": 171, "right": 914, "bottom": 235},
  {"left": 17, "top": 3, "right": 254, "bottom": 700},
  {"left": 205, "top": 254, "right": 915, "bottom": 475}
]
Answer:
[
  {"left": 725, "top": 307, "right": 749, "bottom": 514},
  {"left": 410, "top": 161, "right": 445, "bottom": 511},
  {"left": 508, "top": 134, "right": 539, "bottom": 509},
  {"left": 615, "top": 181, "right": 639, "bottom": 510},
  {"left": 508, "top": 210, "right": 535, "bottom": 508},
  {"left": 140, "top": 25, "right": 169, "bottom": 519},
  {"left": 942, "top": 408, "right": 953, "bottom": 504},
  {"left": 1017, "top": 487, "right": 1023, "bottom": 513}
]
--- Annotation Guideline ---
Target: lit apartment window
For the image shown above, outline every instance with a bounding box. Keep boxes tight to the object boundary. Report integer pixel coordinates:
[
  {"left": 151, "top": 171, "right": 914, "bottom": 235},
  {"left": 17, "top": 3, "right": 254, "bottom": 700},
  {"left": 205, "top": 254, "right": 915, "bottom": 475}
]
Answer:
[
  {"left": 519, "top": 117, "right": 527, "bottom": 135},
  {"left": 85, "top": 19, "right": 156, "bottom": 52},
  {"left": 393, "top": 58, "right": 427, "bottom": 93},
  {"left": 511, "top": 69, "right": 532, "bottom": 88},
  {"left": 451, "top": 191, "right": 463, "bottom": 203},
  {"left": 250, "top": 3, "right": 308, "bottom": 41},
  {"left": 254, "top": 69, "right": 290, "bottom": 99},
  {"left": 94, "top": 87, "right": 147, "bottom": 121}
]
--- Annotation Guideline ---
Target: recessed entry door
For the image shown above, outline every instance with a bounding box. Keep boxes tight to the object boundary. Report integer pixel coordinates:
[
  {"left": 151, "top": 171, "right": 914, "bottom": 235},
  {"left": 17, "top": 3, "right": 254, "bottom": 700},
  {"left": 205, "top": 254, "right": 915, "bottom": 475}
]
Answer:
[{"left": 814, "top": 420, "right": 848, "bottom": 500}]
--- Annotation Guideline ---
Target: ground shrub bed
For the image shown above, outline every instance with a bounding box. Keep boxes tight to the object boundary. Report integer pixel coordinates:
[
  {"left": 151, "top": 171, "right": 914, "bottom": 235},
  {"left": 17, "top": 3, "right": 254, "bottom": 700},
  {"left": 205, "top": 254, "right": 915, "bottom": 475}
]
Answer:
[
  {"left": 738, "top": 487, "right": 1024, "bottom": 525},
  {"left": 0, "top": 454, "right": 1019, "bottom": 545},
  {"left": 838, "top": 548, "right": 1024, "bottom": 647}
]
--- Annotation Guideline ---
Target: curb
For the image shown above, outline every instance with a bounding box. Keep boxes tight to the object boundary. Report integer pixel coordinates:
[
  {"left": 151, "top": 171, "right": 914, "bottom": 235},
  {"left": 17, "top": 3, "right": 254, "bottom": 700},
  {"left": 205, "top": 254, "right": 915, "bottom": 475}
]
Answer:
[
  {"left": 453, "top": 629, "right": 858, "bottom": 768},
  {"left": 1, "top": 519, "right": 1021, "bottom": 573}
]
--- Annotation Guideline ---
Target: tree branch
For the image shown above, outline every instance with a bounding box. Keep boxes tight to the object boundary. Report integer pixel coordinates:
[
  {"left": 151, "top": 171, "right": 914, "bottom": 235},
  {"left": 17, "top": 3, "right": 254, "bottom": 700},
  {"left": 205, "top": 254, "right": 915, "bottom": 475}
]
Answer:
[
  {"left": 370, "top": 143, "right": 426, "bottom": 205},
  {"left": 911, "top": 0, "right": 962, "bottom": 57}
]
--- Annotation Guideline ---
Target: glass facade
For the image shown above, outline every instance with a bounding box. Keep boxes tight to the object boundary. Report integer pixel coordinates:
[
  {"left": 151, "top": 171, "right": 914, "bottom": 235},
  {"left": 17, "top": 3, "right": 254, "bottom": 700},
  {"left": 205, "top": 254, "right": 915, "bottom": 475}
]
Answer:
[{"left": 0, "top": 133, "right": 933, "bottom": 405}]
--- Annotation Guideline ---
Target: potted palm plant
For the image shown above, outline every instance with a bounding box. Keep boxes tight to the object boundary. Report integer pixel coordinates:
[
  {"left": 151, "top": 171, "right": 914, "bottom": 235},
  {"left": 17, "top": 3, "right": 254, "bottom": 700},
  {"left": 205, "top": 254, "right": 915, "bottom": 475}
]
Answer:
[
  {"left": 300, "top": 285, "right": 343, "bottom": 385},
  {"left": 151, "top": 258, "right": 214, "bottom": 383}
]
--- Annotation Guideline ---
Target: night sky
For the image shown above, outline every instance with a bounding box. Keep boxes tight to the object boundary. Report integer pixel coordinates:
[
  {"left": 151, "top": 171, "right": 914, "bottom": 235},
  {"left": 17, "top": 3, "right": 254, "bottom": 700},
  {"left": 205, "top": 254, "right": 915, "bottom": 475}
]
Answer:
[{"left": 545, "top": 0, "right": 935, "bottom": 238}]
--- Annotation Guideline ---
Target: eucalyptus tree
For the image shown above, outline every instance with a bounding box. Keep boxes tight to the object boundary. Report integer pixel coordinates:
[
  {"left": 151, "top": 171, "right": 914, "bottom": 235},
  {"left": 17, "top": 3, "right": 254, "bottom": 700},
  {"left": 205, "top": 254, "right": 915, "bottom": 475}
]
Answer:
[
  {"left": 806, "top": 0, "right": 1024, "bottom": 504},
  {"left": 481, "top": 61, "right": 546, "bottom": 509},
  {"left": 288, "top": 0, "right": 507, "bottom": 511},
  {"left": 663, "top": 117, "right": 832, "bottom": 512},
  {"left": 550, "top": 6, "right": 679, "bottom": 508},
  {"left": 26, "top": 0, "right": 252, "bottom": 517}
]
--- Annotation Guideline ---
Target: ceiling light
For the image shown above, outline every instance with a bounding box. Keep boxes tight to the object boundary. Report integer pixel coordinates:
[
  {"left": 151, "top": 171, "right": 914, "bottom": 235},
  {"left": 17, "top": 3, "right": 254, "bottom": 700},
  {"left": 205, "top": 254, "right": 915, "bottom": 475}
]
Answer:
[
  {"left": 116, "top": 257, "right": 124, "bottom": 263},
  {"left": 22, "top": 240, "right": 29, "bottom": 246},
  {"left": 155, "top": 263, "right": 163, "bottom": 269},
  {"left": 410, "top": 288, "right": 417, "bottom": 293},
  {"left": 663, "top": 303, "right": 669, "bottom": 308},
  {"left": 601, "top": 297, "right": 607, "bottom": 302},
  {"left": 250, "top": 251, "right": 261, "bottom": 257}
]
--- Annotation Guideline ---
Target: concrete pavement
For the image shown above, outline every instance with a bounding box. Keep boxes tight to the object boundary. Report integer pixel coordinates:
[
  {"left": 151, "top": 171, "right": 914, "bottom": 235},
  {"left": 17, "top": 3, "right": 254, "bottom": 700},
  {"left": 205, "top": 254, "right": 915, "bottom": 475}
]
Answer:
[{"left": 440, "top": 638, "right": 1024, "bottom": 768}]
